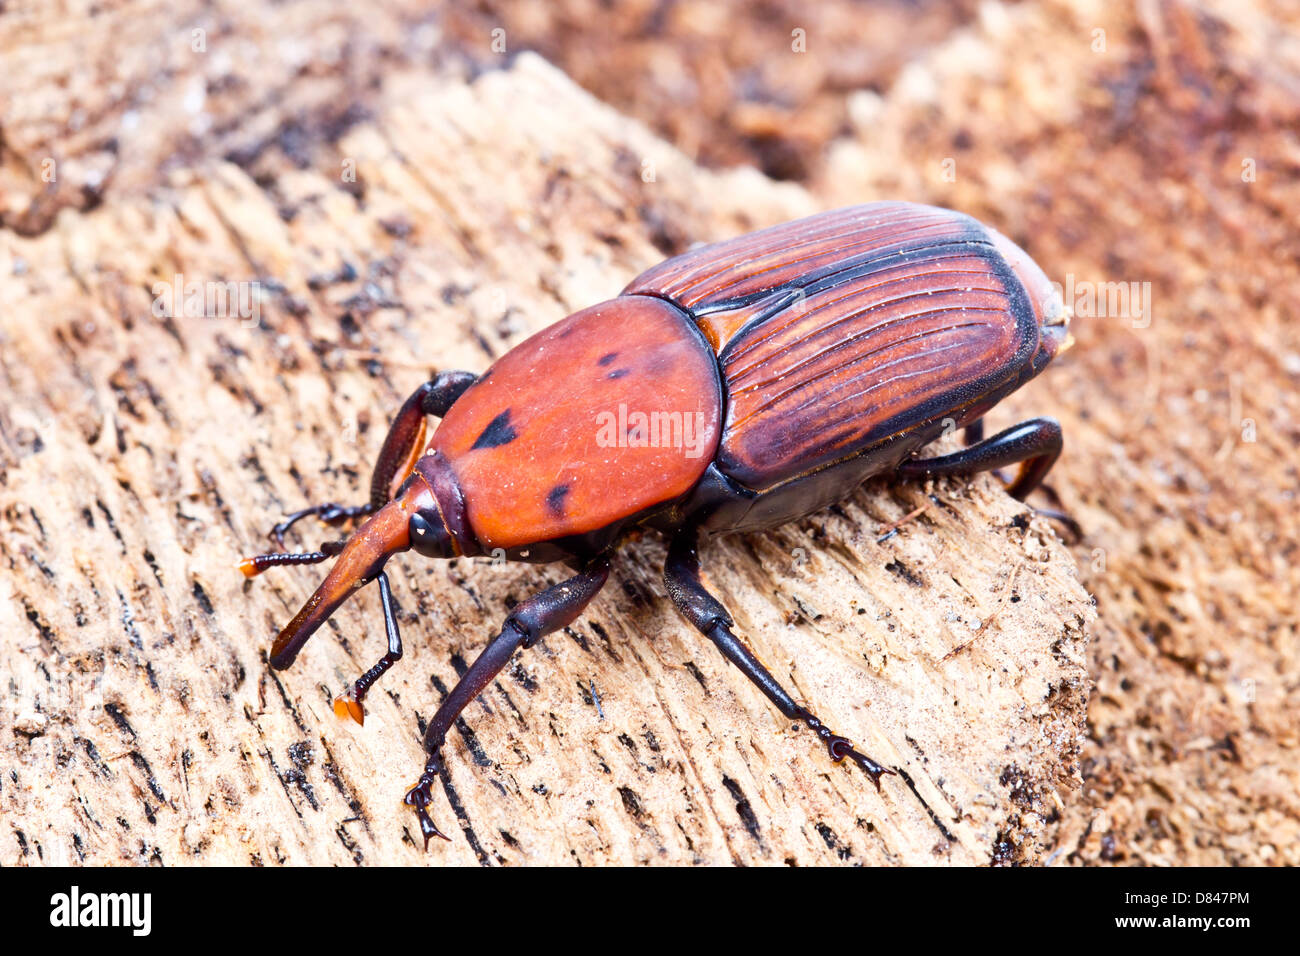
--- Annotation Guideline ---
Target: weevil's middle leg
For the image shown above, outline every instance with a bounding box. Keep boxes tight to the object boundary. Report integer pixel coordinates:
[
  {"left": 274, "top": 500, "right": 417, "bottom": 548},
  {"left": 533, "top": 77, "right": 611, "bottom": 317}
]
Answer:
[
  {"left": 664, "top": 526, "right": 893, "bottom": 788},
  {"left": 404, "top": 556, "right": 610, "bottom": 848}
]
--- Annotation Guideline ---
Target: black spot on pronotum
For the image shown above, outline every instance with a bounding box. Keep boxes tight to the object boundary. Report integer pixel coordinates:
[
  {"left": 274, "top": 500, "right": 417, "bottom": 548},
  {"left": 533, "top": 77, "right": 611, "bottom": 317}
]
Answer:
[
  {"left": 471, "top": 409, "right": 517, "bottom": 449},
  {"left": 546, "top": 484, "right": 570, "bottom": 516},
  {"left": 597, "top": 352, "right": 618, "bottom": 366},
  {"left": 607, "top": 368, "right": 630, "bottom": 379}
]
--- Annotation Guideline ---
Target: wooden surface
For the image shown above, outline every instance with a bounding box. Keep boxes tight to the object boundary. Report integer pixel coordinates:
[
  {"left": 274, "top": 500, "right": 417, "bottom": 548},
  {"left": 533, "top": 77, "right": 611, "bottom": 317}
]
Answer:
[{"left": 0, "top": 47, "right": 1094, "bottom": 865}]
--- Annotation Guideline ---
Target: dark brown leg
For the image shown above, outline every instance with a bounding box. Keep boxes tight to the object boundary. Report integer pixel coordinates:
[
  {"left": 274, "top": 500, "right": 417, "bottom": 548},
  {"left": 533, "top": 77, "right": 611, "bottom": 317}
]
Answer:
[
  {"left": 332, "top": 570, "right": 404, "bottom": 724},
  {"left": 269, "top": 504, "right": 373, "bottom": 549},
  {"left": 961, "top": 417, "right": 1014, "bottom": 485},
  {"left": 262, "top": 370, "right": 477, "bottom": 547},
  {"left": 245, "top": 366, "right": 475, "bottom": 556},
  {"left": 244, "top": 372, "right": 480, "bottom": 710},
  {"left": 366, "top": 370, "right": 476, "bottom": 509},
  {"left": 898, "top": 417, "right": 1062, "bottom": 501},
  {"left": 899, "top": 417, "right": 1080, "bottom": 539},
  {"left": 404, "top": 557, "right": 611, "bottom": 848},
  {"left": 663, "top": 527, "right": 893, "bottom": 788}
]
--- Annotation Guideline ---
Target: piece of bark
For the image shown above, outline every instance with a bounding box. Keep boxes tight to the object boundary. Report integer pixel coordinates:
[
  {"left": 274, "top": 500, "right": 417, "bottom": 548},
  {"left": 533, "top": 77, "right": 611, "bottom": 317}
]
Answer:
[{"left": 0, "top": 54, "right": 1093, "bottom": 866}]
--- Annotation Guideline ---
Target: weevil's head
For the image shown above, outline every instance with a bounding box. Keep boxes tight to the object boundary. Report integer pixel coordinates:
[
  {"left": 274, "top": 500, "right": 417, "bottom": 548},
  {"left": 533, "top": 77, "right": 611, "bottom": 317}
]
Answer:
[
  {"left": 263, "top": 462, "right": 468, "bottom": 672},
  {"left": 988, "top": 228, "right": 1073, "bottom": 373}
]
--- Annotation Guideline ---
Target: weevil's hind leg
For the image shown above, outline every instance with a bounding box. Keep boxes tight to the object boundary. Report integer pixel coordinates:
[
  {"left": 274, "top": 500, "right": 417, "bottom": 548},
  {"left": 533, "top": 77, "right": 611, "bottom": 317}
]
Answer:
[
  {"left": 961, "top": 417, "right": 1016, "bottom": 486},
  {"left": 664, "top": 527, "right": 893, "bottom": 788},
  {"left": 902, "top": 417, "right": 1060, "bottom": 500},
  {"left": 961, "top": 417, "right": 1010, "bottom": 482},
  {"left": 404, "top": 556, "right": 611, "bottom": 848},
  {"left": 899, "top": 417, "right": 1081, "bottom": 539},
  {"left": 331, "top": 571, "right": 404, "bottom": 724},
  {"left": 259, "top": 370, "right": 477, "bottom": 550}
]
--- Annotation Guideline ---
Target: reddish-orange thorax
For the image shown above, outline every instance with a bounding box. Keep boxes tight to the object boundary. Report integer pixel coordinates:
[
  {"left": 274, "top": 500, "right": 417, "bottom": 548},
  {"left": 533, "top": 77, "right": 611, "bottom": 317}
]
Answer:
[{"left": 426, "top": 295, "right": 723, "bottom": 552}]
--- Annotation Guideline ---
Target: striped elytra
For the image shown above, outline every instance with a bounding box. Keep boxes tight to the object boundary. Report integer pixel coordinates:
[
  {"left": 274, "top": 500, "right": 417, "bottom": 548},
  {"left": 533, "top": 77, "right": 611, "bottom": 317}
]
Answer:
[{"left": 627, "top": 202, "right": 1059, "bottom": 491}]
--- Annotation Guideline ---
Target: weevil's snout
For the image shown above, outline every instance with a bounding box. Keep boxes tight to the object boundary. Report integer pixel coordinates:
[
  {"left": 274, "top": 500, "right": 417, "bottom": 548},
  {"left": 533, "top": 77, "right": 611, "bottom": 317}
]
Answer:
[
  {"left": 268, "top": 475, "right": 441, "bottom": 670},
  {"left": 988, "top": 228, "right": 1072, "bottom": 368}
]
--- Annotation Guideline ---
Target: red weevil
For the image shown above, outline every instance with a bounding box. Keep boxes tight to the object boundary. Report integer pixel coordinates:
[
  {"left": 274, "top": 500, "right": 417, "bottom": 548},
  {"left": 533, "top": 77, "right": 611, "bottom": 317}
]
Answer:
[{"left": 241, "top": 202, "right": 1072, "bottom": 846}]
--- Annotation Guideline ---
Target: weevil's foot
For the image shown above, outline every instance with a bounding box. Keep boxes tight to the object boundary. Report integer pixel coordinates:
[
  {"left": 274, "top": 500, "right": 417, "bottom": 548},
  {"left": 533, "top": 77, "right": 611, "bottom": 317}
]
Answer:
[
  {"left": 827, "top": 736, "right": 895, "bottom": 790},
  {"left": 403, "top": 763, "right": 451, "bottom": 850},
  {"left": 794, "top": 707, "right": 895, "bottom": 790},
  {"left": 410, "top": 804, "right": 451, "bottom": 849},
  {"left": 269, "top": 502, "right": 373, "bottom": 548},
  {"left": 333, "top": 691, "right": 365, "bottom": 725},
  {"left": 1018, "top": 479, "right": 1082, "bottom": 543},
  {"left": 269, "top": 503, "right": 340, "bottom": 547}
]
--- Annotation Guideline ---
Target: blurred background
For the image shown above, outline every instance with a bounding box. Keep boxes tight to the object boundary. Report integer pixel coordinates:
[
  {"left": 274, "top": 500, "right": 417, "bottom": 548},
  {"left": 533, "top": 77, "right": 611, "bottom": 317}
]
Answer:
[{"left": 2, "top": 0, "right": 1296, "bottom": 865}]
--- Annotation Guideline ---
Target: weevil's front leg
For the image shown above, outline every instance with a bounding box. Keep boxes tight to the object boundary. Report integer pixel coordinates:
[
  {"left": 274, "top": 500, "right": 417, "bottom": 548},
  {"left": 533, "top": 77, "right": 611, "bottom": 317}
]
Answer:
[
  {"left": 252, "top": 370, "right": 477, "bottom": 555},
  {"left": 331, "top": 570, "right": 404, "bottom": 724},
  {"left": 364, "top": 369, "right": 477, "bottom": 510},
  {"left": 664, "top": 527, "right": 893, "bottom": 788},
  {"left": 404, "top": 556, "right": 611, "bottom": 848},
  {"left": 268, "top": 503, "right": 373, "bottom": 549}
]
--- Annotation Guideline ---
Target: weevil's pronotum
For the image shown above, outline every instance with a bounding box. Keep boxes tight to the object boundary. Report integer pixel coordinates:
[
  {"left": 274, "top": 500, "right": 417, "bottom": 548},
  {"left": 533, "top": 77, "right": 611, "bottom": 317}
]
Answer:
[{"left": 241, "top": 202, "right": 1073, "bottom": 846}]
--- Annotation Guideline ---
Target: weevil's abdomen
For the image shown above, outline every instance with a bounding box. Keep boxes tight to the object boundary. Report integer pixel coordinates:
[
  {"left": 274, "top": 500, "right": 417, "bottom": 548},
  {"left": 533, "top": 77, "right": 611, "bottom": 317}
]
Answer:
[
  {"left": 626, "top": 202, "right": 1063, "bottom": 492},
  {"left": 428, "top": 296, "right": 723, "bottom": 553}
]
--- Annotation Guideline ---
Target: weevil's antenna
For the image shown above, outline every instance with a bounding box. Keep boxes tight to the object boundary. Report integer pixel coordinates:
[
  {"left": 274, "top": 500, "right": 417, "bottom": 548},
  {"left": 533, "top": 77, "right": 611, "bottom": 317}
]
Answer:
[{"left": 238, "top": 539, "right": 348, "bottom": 577}]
